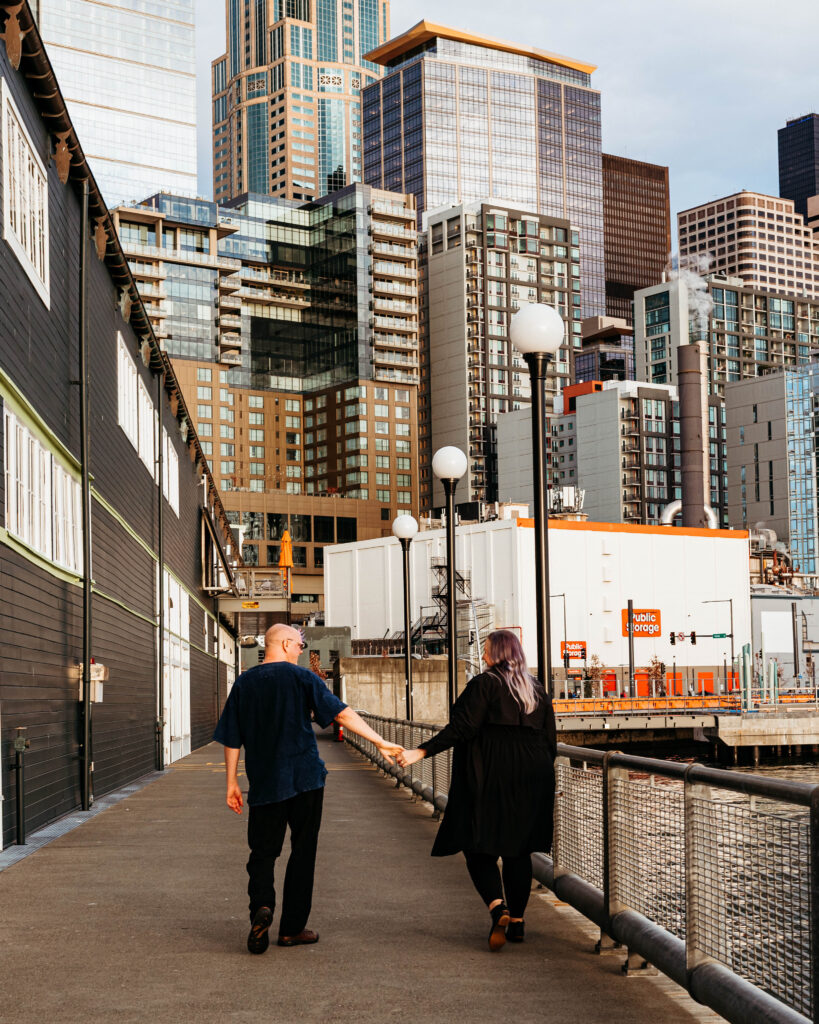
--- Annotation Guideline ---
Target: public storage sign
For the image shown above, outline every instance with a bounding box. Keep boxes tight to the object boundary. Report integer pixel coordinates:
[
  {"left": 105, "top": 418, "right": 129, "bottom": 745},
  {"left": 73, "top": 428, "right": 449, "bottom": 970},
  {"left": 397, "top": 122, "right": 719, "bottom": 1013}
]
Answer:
[{"left": 621, "top": 608, "right": 662, "bottom": 637}]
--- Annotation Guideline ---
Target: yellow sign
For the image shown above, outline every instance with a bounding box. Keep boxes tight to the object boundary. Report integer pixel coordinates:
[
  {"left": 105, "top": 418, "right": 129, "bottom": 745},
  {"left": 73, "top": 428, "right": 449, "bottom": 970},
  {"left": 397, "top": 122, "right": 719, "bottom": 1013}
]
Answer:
[{"left": 241, "top": 600, "right": 260, "bottom": 609}]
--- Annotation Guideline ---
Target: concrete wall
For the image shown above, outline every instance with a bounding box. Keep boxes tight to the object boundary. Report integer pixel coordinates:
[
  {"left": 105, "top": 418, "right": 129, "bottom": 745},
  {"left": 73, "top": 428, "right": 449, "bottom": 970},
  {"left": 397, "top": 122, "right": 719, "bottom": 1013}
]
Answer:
[
  {"left": 325, "top": 518, "right": 752, "bottom": 673},
  {"left": 427, "top": 214, "right": 470, "bottom": 507},
  {"left": 496, "top": 408, "right": 533, "bottom": 505},
  {"left": 725, "top": 374, "right": 788, "bottom": 536},
  {"left": 336, "top": 656, "right": 466, "bottom": 724},
  {"left": 576, "top": 387, "right": 623, "bottom": 522}
]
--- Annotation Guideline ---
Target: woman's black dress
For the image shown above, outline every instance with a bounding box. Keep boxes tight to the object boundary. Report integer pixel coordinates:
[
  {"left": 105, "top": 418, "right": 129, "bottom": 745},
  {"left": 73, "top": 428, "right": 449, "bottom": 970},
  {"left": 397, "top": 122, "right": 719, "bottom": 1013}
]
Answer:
[{"left": 420, "top": 669, "right": 557, "bottom": 858}]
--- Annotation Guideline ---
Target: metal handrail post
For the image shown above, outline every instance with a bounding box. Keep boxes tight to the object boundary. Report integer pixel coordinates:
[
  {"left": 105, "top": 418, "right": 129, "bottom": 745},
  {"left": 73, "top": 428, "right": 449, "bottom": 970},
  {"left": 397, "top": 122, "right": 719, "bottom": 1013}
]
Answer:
[
  {"left": 684, "top": 764, "right": 715, "bottom": 981},
  {"left": 811, "top": 786, "right": 819, "bottom": 1020}
]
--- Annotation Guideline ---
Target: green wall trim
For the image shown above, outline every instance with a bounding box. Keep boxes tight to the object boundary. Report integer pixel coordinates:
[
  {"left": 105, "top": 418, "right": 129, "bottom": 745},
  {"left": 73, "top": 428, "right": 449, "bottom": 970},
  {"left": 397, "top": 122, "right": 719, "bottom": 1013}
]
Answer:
[
  {"left": 0, "top": 366, "right": 82, "bottom": 474},
  {"left": 0, "top": 528, "right": 83, "bottom": 585},
  {"left": 92, "top": 586, "right": 157, "bottom": 628},
  {"left": 91, "top": 489, "right": 218, "bottom": 624}
]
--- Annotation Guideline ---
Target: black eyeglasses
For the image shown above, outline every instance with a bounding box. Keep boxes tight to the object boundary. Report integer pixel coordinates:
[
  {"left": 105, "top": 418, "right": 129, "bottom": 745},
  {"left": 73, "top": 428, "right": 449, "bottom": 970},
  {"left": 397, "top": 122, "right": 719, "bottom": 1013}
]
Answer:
[{"left": 287, "top": 638, "right": 306, "bottom": 651}]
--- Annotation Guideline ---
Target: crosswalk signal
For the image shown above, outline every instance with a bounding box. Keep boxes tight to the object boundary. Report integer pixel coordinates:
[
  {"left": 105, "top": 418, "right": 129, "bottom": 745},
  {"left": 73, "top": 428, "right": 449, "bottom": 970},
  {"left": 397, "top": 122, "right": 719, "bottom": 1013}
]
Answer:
[
  {"left": 670, "top": 632, "right": 676, "bottom": 646},
  {"left": 690, "top": 631, "right": 697, "bottom": 645}
]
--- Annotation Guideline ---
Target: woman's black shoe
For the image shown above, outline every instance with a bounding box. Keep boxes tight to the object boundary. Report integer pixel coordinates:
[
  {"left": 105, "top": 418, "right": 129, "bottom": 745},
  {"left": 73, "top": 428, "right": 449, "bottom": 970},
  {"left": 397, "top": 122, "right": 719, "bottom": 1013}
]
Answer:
[
  {"left": 488, "top": 903, "right": 510, "bottom": 951},
  {"left": 506, "top": 920, "right": 525, "bottom": 943}
]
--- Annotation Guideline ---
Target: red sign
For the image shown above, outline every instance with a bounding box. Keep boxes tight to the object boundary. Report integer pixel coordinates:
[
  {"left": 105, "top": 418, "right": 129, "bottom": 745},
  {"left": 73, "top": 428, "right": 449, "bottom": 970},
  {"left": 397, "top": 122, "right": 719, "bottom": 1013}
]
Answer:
[
  {"left": 621, "top": 608, "right": 662, "bottom": 638},
  {"left": 560, "top": 641, "right": 587, "bottom": 660}
]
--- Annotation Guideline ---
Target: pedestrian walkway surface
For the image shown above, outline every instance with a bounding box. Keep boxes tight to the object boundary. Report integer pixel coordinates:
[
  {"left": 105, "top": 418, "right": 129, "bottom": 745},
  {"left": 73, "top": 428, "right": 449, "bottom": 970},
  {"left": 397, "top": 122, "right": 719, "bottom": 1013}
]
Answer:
[{"left": 0, "top": 733, "right": 715, "bottom": 1024}]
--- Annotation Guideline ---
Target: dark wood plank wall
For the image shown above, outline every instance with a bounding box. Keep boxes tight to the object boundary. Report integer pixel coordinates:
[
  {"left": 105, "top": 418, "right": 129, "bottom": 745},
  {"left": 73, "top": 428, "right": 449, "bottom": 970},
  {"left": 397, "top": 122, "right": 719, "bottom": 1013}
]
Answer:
[{"left": 0, "top": 44, "right": 230, "bottom": 848}]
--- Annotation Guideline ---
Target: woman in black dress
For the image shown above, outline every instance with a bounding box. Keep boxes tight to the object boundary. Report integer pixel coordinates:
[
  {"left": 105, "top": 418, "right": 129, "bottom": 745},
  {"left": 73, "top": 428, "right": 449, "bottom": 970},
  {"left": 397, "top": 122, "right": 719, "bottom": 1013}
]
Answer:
[{"left": 397, "top": 629, "right": 556, "bottom": 951}]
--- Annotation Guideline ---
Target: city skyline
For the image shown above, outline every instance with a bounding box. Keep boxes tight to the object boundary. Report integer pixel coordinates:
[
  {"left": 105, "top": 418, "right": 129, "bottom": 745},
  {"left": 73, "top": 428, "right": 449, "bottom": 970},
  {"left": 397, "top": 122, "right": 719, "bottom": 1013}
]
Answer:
[{"left": 194, "top": 0, "right": 819, "bottom": 231}]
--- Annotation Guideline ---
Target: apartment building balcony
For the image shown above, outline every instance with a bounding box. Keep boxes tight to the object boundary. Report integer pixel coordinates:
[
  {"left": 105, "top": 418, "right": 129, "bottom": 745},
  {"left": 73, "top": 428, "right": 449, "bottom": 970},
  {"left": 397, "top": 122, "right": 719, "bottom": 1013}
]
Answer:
[
  {"left": 372, "top": 261, "right": 416, "bottom": 280},
  {"left": 219, "top": 332, "right": 241, "bottom": 349},
  {"left": 219, "top": 349, "right": 243, "bottom": 366},
  {"left": 218, "top": 313, "right": 242, "bottom": 330},
  {"left": 373, "top": 332, "right": 416, "bottom": 351},
  {"left": 371, "top": 315, "right": 416, "bottom": 334},
  {"left": 238, "top": 287, "right": 309, "bottom": 307},
  {"left": 220, "top": 292, "right": 242, "bottom": 309},
  {"left": 370, "top": 240, "right": 415, "bottom": 261},
  {"left": 370, "top": 200, "right": 415, "bottom": 221},
  {"left": 620, "top": 424, "right": 639, "bottom": 437},
  {"left": 240, "top": 266, "right": 309, "bottom": 289},
  {"left": 219, "top": 273, "right": 241, "bottom": 292},
  {"left": 372, "top": 296, "right": 418, "bottom": 315},
  {"left": 372, "top": 349, "right": 418, "bottom": 368},
  {"left": 371, "top": 278, "right": 417, "bottom": 298},
  {"left": 128, "top": 260, "right": 163, "bottom": 281},
  {"left": 370, "top": 221, "right": 417, "bottom": 242},
  {"left": 373, "top": 367, "right": 418, "bottom": 385}
]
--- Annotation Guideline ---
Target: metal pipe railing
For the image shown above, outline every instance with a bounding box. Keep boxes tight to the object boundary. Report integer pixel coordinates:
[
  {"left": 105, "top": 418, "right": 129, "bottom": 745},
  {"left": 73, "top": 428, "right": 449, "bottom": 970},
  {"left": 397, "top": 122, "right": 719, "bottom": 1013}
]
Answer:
[{"left": 345, "top": 713, "right": 818, "bottom": 1024}]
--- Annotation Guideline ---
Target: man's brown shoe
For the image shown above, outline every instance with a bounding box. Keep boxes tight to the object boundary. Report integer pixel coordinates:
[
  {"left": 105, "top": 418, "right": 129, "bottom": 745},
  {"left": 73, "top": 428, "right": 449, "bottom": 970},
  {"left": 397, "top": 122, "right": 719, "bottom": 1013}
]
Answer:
[{"left": 277, "top": 929, "right": 320, "bottom": 947}]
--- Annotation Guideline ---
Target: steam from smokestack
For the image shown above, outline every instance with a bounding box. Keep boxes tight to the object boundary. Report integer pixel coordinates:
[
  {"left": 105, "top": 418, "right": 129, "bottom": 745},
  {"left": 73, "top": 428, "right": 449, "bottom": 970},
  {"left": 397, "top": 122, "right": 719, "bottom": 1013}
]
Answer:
[{"left": 666, "top": 252, "right": 714, "bottom": 340}]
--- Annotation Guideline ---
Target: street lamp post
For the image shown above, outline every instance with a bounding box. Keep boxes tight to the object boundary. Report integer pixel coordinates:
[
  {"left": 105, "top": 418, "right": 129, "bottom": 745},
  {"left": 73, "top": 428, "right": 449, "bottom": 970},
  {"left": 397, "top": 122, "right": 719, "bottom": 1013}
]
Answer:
[
  {"left": 433, "top": 446, "right": 468, "bottom": 711},
  {"left": 552, "top": 592, "right": 567, "bottom": 693},
  {"left": 511, "top": 303, "right": 565, "bottom": 697},
  {"left": 392, "top": 514, "right": 419, "bottom": 721},
  {"left": 703, "top": 598, "right": 735, "bottom": 696}
]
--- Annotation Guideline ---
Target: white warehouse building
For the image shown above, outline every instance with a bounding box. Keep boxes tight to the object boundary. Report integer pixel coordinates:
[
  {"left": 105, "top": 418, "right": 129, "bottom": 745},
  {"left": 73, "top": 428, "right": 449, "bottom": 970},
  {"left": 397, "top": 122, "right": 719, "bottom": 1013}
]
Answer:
[{"left": 325, "top": 517, "right": 751, "bottom": 676}]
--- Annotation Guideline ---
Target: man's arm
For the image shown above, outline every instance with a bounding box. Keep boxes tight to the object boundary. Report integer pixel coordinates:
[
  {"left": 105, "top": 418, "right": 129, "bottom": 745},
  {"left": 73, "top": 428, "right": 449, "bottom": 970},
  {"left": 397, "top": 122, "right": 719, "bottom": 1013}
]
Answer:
[
  {"left": 224, "top": 746, "right": 243, "bottom": 814},
  {"left": 334, "top": 707, "right": 403, "bottom": 762}
]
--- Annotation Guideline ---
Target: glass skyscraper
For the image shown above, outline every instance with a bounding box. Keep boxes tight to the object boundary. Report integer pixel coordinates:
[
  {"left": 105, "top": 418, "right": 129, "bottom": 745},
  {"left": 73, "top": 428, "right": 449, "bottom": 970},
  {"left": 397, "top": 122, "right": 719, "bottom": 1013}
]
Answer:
[
  {"left": 38, "top": 0, "right": 197, "bottom": 206},
  {"left": 778, "top": 114, "right": 819, "bottom": 221},
  {"left": 212, "top": 0, "right": 389, "bottom": 203},
  {"left": 362, "top": 21, "right": 605, "bottom": 318}
]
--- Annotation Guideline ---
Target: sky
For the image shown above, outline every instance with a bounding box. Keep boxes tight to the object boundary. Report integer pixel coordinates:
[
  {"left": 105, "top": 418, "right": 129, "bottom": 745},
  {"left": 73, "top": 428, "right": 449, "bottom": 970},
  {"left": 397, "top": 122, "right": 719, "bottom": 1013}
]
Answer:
[{"left": 194, "top": 0, "right": 819, "bottom": 238}]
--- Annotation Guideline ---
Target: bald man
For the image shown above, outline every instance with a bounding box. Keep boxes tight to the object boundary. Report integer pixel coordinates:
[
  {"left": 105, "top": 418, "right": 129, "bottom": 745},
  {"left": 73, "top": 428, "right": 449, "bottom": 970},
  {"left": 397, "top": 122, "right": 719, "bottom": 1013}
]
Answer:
[{"left": 214, "top": 623, "right": 402, "bottom": 954}]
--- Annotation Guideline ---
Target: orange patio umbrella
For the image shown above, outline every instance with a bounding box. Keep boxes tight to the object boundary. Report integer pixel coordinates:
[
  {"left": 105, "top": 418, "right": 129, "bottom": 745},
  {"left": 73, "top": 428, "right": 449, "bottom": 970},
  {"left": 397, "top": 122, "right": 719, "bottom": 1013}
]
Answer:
[{"left": 278, "top": 529, "right": 294, "bottom": 595}]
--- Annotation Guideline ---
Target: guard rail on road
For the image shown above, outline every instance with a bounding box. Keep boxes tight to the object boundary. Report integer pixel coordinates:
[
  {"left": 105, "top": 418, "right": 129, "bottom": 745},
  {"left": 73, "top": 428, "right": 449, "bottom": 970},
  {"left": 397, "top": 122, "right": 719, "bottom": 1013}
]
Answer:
[
  {"left": 552, "top": 694, "right": 819, "bottom": 715},
  {"left": 345, "top": 713, "right": 819, "bottom": 1024}
]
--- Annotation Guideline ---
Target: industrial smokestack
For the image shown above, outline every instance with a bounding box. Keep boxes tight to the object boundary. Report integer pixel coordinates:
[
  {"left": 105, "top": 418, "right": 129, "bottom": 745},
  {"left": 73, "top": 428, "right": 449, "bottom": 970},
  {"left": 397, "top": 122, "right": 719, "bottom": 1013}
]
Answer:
[{"left": 678, "top": 342, "right": 708, "bottom": 528}]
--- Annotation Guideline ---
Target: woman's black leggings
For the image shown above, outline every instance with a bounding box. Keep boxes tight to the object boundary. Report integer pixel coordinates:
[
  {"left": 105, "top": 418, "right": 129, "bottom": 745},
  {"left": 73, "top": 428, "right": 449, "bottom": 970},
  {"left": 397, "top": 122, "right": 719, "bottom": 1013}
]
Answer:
[{"left": 463, "top": 851, "right": 533, "bottom": 918}]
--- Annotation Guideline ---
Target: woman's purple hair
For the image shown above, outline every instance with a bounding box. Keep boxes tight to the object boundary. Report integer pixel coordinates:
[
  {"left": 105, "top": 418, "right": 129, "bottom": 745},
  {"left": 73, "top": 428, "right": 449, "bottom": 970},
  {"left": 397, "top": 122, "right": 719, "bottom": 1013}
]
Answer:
[{"left": 485, "top": 629, "right": 539, "bottom": 714}]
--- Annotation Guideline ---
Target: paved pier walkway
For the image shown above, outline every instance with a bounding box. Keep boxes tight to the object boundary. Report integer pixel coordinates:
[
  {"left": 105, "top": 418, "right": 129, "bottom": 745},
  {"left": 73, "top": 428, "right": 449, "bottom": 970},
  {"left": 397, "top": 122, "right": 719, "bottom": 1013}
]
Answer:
[{"left": 0, "top": 733, "right": 718, "bottom": 1024}]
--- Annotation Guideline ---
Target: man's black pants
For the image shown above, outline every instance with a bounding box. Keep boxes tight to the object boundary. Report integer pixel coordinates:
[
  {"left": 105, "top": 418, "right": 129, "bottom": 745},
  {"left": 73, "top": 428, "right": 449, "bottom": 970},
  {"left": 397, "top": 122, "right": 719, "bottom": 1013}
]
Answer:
[{"left": 247, "top": 787, "right": 324, "bottom": 935}]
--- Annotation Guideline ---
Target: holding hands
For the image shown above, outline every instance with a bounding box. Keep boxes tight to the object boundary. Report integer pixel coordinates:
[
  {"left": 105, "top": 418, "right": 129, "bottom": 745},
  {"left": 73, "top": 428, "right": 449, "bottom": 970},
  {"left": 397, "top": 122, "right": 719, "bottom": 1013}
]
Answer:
[
  {"left": 376, "top": 741, "right": 404, "bottom": 763},
  {"left": 396, "top": 748, "right": 425, "bottom": 768}
]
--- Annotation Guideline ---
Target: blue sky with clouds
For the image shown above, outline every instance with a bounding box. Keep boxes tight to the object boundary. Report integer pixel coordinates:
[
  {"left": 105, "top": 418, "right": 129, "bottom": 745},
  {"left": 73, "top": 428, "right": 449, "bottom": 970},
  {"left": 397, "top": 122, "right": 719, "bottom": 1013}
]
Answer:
[{"left": 195, "top": 0, "right": 819, "bottom": 238}]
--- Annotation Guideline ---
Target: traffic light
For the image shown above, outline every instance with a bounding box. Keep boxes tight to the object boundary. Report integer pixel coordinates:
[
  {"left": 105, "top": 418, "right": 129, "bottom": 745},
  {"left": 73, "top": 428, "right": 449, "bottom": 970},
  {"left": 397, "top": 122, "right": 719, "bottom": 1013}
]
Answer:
[
  {"left": 690, "top": 631, "right": 697, "bottom": 645},
  {"left": 670, "top": 632, "right": 676, "bottom": 646}
]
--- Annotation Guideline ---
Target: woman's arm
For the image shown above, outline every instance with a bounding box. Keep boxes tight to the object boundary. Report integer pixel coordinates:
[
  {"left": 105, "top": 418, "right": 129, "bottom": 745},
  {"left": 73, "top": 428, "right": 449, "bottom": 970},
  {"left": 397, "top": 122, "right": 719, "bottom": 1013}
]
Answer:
[{"left": 413, "top": 675, "right": 490, "bottom": 758}]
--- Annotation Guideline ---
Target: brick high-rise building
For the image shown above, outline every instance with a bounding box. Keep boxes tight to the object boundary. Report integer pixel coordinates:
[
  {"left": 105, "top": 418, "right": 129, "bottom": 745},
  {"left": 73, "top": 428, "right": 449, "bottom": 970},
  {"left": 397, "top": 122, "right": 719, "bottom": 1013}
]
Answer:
[
  {"left": 678, "top": 191, "right": 819, "bottom": 300},
  {"left": 212, "top": 0, "right": 390, "bottom": 203},
  {"left": 601, "top": 154, "right": 670, "bottom": 323}
]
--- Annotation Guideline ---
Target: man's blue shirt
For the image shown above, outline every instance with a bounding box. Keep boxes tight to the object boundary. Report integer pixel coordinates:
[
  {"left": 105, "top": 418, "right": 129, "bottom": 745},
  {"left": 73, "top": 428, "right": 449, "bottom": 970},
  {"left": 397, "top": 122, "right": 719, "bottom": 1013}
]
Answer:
[{"left": 213, "top": 662, "right": 347, "bottom": 806}]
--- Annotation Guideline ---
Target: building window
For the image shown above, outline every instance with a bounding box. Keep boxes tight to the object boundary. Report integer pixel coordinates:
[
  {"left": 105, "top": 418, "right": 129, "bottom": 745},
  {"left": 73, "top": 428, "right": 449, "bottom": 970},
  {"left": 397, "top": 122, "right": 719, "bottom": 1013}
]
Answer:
[
  {"left": 3, "top": 407, "right": 81, "bottom": 571},
  {"left": 163, "top": 430, "right": 180, "bottom": 516},
  {"left": 1, "top": 79, "right": 49, "bottom": 306},
  {"left": 118, "top": 335, "right": 155, "bottom": 477}
]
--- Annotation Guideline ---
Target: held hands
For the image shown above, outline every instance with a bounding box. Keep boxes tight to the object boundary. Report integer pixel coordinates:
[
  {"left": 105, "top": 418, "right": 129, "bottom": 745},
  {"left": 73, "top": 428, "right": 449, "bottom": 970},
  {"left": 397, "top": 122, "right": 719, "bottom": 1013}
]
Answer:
[
  {"left": 396, "top": 748, "right": 425, "bottom": 768},
  {"left": 226, "top": 780, "right": 244, "bottom": 815},
  {"left": 376, "top": 741, "right": 404, "bottom": 764}
]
